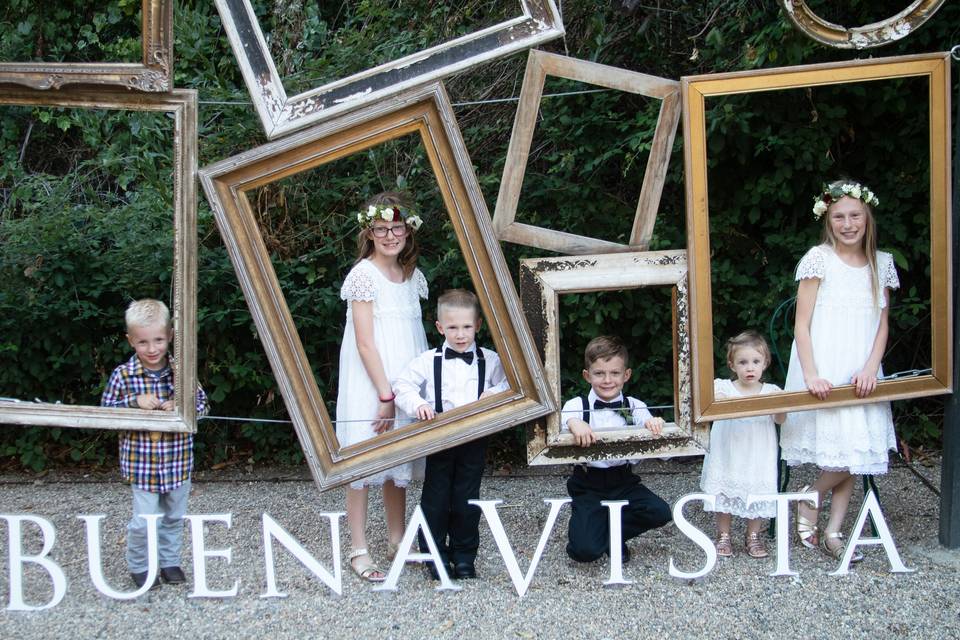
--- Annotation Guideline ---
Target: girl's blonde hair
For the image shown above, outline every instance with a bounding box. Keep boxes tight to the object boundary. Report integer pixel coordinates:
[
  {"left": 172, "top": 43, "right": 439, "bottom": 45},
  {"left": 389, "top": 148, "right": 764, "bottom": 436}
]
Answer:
[
  {"left": 725, "top": 330, "right": 771, "bottom": 378},
  {"left": 355, "top": 191, "right": 420, "bottom": 280},
  {"left": 820, "top": 178, "right": 880, "bottom": 305}
]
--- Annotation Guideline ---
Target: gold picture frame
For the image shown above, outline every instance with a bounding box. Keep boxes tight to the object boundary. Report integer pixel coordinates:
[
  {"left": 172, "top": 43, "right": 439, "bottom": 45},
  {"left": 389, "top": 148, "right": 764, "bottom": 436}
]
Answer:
[
  {"left": 199, "top": 81, "right": 555, "bottom": 490},
  {"left": 492, "top": 49, "right": 681, "bottom": 255},
  {"left": 0, "top": 87, "right": 198, "bottom": 432},
  {"left": 683, "top": 52, "right": 953, "bottom": 422},
  {"left": 519, "top": 250, "right": 705, "bottom": 465},
  {"left": 0, "top": 0, "right": 173, "bottom": 91}
]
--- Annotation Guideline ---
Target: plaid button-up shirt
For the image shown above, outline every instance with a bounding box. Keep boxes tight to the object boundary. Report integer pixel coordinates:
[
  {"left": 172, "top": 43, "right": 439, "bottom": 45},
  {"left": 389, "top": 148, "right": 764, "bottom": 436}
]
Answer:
[{"left": 101, "top": 354, "right": 209, "bottom": 493}]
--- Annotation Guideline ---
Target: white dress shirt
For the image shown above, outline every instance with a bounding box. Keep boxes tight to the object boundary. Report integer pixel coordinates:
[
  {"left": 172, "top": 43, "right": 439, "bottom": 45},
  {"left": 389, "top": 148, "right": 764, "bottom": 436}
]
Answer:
[
  {"left": 560, "top": 389, "right": 654, "bottom": 468},
  {"left": 393, "top": 341, "right": 509, "bottom": 416}
]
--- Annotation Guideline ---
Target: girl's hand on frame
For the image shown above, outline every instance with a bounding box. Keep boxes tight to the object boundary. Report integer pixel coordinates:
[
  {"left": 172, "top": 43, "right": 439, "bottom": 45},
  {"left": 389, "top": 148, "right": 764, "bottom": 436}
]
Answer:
[
  {"left": 851, "top": 368, "right": 879, "bottom": 398},
  {"left": 568, "top": 420, "right": 596, "bottom": 448},
  {"left": 415, "top": 403, "right": 436, "bottom": 421},
  {"left": 804, "top": 376, "right": 832, "bottom": 401},
  {"left": 645, "top": 417, "right": 665, "bottom": 436},
  {"left": 373, "top": 400, "right": 396, "bottom": 434}
]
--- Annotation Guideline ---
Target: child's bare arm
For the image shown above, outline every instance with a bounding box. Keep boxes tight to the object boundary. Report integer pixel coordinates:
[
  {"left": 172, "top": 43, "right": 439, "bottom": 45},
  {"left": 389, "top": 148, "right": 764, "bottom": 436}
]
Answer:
[{"left": 567, "top": 419, "right": 596, "bottom": 447}]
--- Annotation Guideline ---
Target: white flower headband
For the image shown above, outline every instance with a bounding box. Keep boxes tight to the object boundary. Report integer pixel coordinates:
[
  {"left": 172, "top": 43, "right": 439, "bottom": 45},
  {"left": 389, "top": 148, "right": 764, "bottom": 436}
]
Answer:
[
  {"left": 812, "top": 181, "right": 880, "bottom": 220},
  {"left": 356, "top": 203, "right": 423, "bottom": 230}
]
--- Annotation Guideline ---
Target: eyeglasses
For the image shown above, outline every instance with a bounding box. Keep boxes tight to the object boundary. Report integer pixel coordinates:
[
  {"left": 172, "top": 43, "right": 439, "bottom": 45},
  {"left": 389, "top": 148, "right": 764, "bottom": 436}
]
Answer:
[{"left": 370, "top": 225, "right": 409, "bottom": 238}]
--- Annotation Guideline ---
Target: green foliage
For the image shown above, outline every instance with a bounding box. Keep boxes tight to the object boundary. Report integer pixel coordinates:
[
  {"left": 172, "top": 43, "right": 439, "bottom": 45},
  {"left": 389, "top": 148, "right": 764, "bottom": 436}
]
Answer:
[{"left": 2, "top": 0, "right": 956, "bottom": 469}]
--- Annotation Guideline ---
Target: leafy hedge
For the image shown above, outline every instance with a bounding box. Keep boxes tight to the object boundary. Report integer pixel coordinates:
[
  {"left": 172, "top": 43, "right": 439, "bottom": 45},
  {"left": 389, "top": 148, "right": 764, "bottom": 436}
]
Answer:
[{"left": 1, "top": 0, "right": 956, "bottom": 470}]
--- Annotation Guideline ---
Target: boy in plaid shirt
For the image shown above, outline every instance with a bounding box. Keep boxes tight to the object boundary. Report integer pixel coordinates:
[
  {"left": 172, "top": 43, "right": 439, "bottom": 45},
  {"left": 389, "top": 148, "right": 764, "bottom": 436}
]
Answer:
[{"left": 101, "top": 299, "right": 209, "bottom": 590}]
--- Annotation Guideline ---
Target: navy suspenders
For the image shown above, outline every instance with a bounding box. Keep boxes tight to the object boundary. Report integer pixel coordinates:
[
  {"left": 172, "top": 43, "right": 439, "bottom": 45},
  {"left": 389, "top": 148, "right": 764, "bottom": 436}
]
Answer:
[
  {"left": 433, "top": 346, "right": 486, "bottom": 414},
  {"left": 580, "top": 396, "right": 590, "bottom": 424}
]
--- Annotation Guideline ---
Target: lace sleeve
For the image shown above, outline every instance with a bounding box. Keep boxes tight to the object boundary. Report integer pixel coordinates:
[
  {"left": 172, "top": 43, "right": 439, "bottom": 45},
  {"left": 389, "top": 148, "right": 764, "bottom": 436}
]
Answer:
[
  {"left": 340, "top": 264, "right": 378, "bottom": 302},
  {"left": 879, "top": 252, "right": 900, "bottom": 291},
  {"left": 414, "top": 269, "right": 429, "bottom": 300},
  {"left": 794, "top": 246, "right": 825, "bottom": 281}
]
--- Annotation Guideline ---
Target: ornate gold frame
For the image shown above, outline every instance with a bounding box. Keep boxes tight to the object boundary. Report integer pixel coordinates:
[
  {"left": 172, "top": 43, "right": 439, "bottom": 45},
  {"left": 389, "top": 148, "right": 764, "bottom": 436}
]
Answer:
[
  {"left": 683, "top": 52, "right": 953, "bottom": 422},
  {"left": 0, "top": 87, "right": 198, "bottom": 432},
  {"left": 492, "top": 49, "right": 681, "bottom": 254},
  {"left": 777, "top": 0, "right": 948, "bottom": 49},
  {"left": 199, "top": 82, "right": 555, "bottom": 490},
  {"left": 0, "top": 1, "right": 173, "bottom": 91},
  {"left": 519, "top": 250, "right": 705, "bottom": 465},
  {"left": 214, "top": 0, "right": 564, "bottom": 140}
]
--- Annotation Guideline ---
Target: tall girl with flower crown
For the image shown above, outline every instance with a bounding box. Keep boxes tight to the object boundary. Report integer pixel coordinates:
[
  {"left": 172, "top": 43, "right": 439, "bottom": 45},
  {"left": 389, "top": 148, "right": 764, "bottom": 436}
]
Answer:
[
  {"left": 337, "top": 191, "right": 427, "bottom": 582},
  {"left": 780, "top": 179, "right": 900, "bottom": 562}
]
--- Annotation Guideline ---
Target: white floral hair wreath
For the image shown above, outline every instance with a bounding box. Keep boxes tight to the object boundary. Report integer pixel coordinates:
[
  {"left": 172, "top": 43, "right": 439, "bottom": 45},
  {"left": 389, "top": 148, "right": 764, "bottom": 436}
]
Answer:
[
  {"left": 357, "top": 203, "right": 423, "bottom": 230},
  {"left": 812, "top": 181, "right": 879, "bottom": 220}
]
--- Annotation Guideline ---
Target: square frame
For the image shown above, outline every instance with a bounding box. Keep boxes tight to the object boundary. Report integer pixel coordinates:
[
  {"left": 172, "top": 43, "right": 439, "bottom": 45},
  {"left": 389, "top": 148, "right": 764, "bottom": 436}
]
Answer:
[
  {"left": 214, "top": 0, "right": 564, "bottom": 140},
  {"left": 683, "top": 52, "right": 953, "bottom": 422},
  {"left": 492, "top": 49, "right": 681, "bottom": 254},
  {"left": 0, "top": 87, "right": 198, "bottom": 432},
  {"left": 519, "top": 250, "right": 706, "bottom": 465},
  {"left": 199, "top": 81, "right": 556, "bottom": 490},
  {"left": 0, "top": 0, "right": 173, "bottom": 92}
]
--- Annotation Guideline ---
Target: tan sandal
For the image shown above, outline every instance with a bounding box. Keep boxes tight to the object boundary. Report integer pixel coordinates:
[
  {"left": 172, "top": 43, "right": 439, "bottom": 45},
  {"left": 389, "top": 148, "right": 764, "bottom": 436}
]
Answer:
[
  {"left": 796, "top": 485, "right": 819, "bottom": 549},
  {"left": 715, "top": 532, "right": 733, "bottom": 558},
  {"left": 348, "top": 548, "right": 386, "bottom": 582},
  {"left": 745, "top": 531, "right": 769, "bottom": 559},
  {"left": 820, "top": 531, "right": 864, "bottom": 563}
]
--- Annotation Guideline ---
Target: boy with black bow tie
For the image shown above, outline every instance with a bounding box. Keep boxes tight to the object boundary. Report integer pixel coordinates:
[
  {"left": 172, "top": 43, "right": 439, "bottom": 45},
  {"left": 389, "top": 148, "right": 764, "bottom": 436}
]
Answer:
[
  {"left": 393, "top": 289, "right": 508, "bottom": 580},
  {"left": 561, "top": 335, "right": 672, "bottom": 563}
]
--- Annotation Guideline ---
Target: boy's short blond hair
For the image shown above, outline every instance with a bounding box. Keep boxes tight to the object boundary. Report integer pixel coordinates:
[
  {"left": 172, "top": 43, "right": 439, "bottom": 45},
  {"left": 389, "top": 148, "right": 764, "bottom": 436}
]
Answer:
[
  {"left": 437, "top": 288, "right": 481, "bottom": 320},
  {"left": 125, "top": 299, "right": 171, "bottom": 330},
  {"left": 583, "top": 335, "right": 629, "bottom": 369}
]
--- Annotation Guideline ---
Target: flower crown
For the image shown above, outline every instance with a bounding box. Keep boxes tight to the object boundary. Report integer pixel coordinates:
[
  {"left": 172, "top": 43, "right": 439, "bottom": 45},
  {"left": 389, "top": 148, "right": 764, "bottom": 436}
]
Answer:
[
  {"left": 812, "top": 181, "right": 879, "bottom": 220},
  {"left": 357, "top": 203, "right": 423, "bottom": 230}
]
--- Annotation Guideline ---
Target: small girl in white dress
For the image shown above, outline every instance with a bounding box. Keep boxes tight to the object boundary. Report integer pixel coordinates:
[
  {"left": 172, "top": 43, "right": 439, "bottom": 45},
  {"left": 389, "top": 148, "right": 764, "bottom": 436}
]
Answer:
[
  {"left": 337, "top": 191, "right": 427, "bottom": 582},
  {"left": 700, "top": 331, "right": 785, "bottom": 559},
  {"left": 780, "top": 179, "right": 899, "bottom": 561}
]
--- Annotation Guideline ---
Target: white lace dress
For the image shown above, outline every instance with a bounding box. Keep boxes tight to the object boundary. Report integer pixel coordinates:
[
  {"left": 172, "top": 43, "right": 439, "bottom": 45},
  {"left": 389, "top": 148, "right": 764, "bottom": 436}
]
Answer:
[
  {"left": 700, "top": 379, "right": 780, "bottom": 518},
  {"left": 336, "top": 259, "right": 428, "bottom": 489},
  {"left": 780, "top": 244, "right": 900, "bottom": 475}
]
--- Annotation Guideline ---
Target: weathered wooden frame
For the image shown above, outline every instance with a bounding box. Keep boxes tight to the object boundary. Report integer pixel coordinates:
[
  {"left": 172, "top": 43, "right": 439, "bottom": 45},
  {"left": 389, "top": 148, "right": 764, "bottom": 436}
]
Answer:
[
  {"left": 777, "top": 0, "right": 947, "bottom": 49},
  {"left": 199, "top": 82, "right": 555, "bottom": 490},
  {"left": 519, "top": 250, "right": 705, "bottom": 465},
  {"left": 492, "top": 50, "right": 681, "bottom": 255},
  {"left": 0, "top": 87, "right": 198, "bottom": 432},
  {"left": 683, "top": 52, "right": 953, "bottom": 422},
  {"left": 0, "top": 0, "right": 173, "bottom": 91},
  {"left": 214, "top": 0, "right": 564, "bottom": 140}
]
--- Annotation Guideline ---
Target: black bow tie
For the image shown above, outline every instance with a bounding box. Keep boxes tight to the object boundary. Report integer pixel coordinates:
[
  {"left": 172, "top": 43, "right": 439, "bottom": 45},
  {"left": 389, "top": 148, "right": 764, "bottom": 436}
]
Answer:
[
  {"left": 593, "top": 399, "right": 624, "bottom": 411},
  {"left": 444, "top": 348, "right": 474, "bottom": 364}
]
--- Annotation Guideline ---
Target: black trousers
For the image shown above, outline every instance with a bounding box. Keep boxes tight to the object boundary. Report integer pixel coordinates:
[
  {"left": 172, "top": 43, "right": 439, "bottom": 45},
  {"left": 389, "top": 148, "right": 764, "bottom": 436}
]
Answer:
[
  {"left": 417, "top": 437, "right": 487, "bottom": 566},
  {"left": 566, "top": 464, "right": 672, "bottom": 563}
]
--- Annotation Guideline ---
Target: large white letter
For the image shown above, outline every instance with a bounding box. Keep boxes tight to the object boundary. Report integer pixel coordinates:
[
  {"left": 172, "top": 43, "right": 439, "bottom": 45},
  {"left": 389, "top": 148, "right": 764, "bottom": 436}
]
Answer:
[
  {"left": 374, "top": 505, "right": 460, "bottom": 592},
  {"left": 828, "top": 491, "right": 914, "bottom": 576},
  {"left": 470, "top": 498, "right": 570, "bottom": 598},
  {"left": 601, "top": 500, "right": 632, "bottom": 586},
  {"left": 2, "top": 514, "right": 66, "bottom": 611},
  {"left": 79, "top": 514, "right": 160, "bottom": 599},
  {"left": 747, "top": 490, "right": 818, "bottom": 577},
  {"left": 185, "top": 514, "right": 239, "bottom": 598},
  {"left": 668, "top": 493, "right": 717, "bottom": 580},
  {"left": 261, "top": 512, "right": 344, "bottom": 597}
]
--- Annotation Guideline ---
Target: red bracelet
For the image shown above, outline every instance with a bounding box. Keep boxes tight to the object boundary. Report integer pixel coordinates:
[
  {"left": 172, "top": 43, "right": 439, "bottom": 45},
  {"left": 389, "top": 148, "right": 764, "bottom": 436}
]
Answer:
[{"left": 379, "top": 393, "right": 395, "bottom": 403}]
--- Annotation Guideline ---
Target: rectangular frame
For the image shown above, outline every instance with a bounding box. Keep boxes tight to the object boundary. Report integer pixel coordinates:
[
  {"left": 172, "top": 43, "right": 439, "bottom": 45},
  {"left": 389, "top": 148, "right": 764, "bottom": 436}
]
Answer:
[
  {"left": 0, "top": 87, "right": 198, "bottom": 432},
  {"left": 683, "top": 52, "right": 953, "bottom": 422},
  {"left": 519, "top": 250, "right": 706, "bottom": 465},
  {"left": 214, "top": 0, "right": 564, "bottom": 139},
  {"left": 199, "top": 81, "right": 555, "bottom": 490},
  {"left": 0, "top": 1, "right": 173, "bottom": 92}
]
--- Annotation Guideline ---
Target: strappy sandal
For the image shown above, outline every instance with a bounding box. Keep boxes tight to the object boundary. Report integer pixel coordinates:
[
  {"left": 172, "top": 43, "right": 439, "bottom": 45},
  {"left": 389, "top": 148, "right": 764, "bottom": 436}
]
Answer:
[
  {"left": 796, "top": 485, "right": 819, "bottom": 549},
  {"left": 745, "top": 531, "right": 769, "bottom": 559},
  {"left": 820, "top": 532, "right": 864, "bottom": 563},
  {"left": 348, "top": 548, "right": 386, "bottom": 582},
  {"left": 715, "top": 532, "right": 733, "bottom": 558}
]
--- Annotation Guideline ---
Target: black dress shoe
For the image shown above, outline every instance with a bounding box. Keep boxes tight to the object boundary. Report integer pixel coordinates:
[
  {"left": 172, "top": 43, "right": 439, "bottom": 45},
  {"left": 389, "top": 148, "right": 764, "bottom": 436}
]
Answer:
[
  {"left": 425, "top": 562, "right": 452, "bottom": 581},
  {"left": 160, "top": 566, "right": 187, "bottom": 584},
  {"left": 606, "top": 544, "right": 631, "bottom": 563},
  {"left": 453, "top": 562, "right": 476, "bottom": 579},
  {"left": 130, "top": 571, "right": 162, "bottom": 590}
]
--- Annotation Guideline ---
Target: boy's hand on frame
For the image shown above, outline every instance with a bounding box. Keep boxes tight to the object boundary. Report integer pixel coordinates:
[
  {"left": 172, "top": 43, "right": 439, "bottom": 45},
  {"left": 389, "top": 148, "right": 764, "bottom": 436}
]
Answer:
[
  {"left": 159, "top": 399, "right": 175, "bottom": 411},
  {"left": 568, "top": 419, "right": 596, "bottom": 448},
  {"left": 135, "top": 393, "right": 162, "bottom": 410},
  {"left": 415, "top": 403, "right": 436, "bottom": 421},
  {"left": 645, "top": 417, "right": 665, "bottom": 436}
]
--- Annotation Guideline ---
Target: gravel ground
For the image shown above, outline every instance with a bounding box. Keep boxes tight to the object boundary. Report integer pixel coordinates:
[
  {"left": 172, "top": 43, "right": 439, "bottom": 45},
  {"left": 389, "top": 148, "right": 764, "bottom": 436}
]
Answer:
[{"left": 0, "top": 458, "right": 957, "bottom": 640}]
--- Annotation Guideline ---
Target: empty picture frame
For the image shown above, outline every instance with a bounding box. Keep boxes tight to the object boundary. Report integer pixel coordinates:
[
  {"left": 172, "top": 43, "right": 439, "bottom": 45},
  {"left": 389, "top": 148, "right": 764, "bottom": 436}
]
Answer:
[
  {"left": 492, "top": 49, "right": 681, "bottom": 255},
  {"left": 0, "top": 0, "right": 173, "bottom": 91},
  {"left": 519, "top": 250, "right": 705, "bottom": 465},
  {"left": 777, "top": 0, "right": 948, "bottom": 49},
  {"left": 683, "top": 52, "right": 953, "bottom": 422},
  {"left": 214, "top": 0, "right": 564, "bottom": 140},
  {"left": 0, "top": 86, "right": 198, "bottom": 432},
  {"left": 199, "top": 82, "right": 555, "bottom": 490}
]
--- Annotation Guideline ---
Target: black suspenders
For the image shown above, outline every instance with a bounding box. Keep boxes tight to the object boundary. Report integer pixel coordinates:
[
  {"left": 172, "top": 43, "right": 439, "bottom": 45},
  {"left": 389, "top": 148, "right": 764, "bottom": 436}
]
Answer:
[
  {"left": 580, "top": 396, "right": 590, "bottom": 424},
  {"left": 433, "top": 346, "right": 486, "bottom": 414}
]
